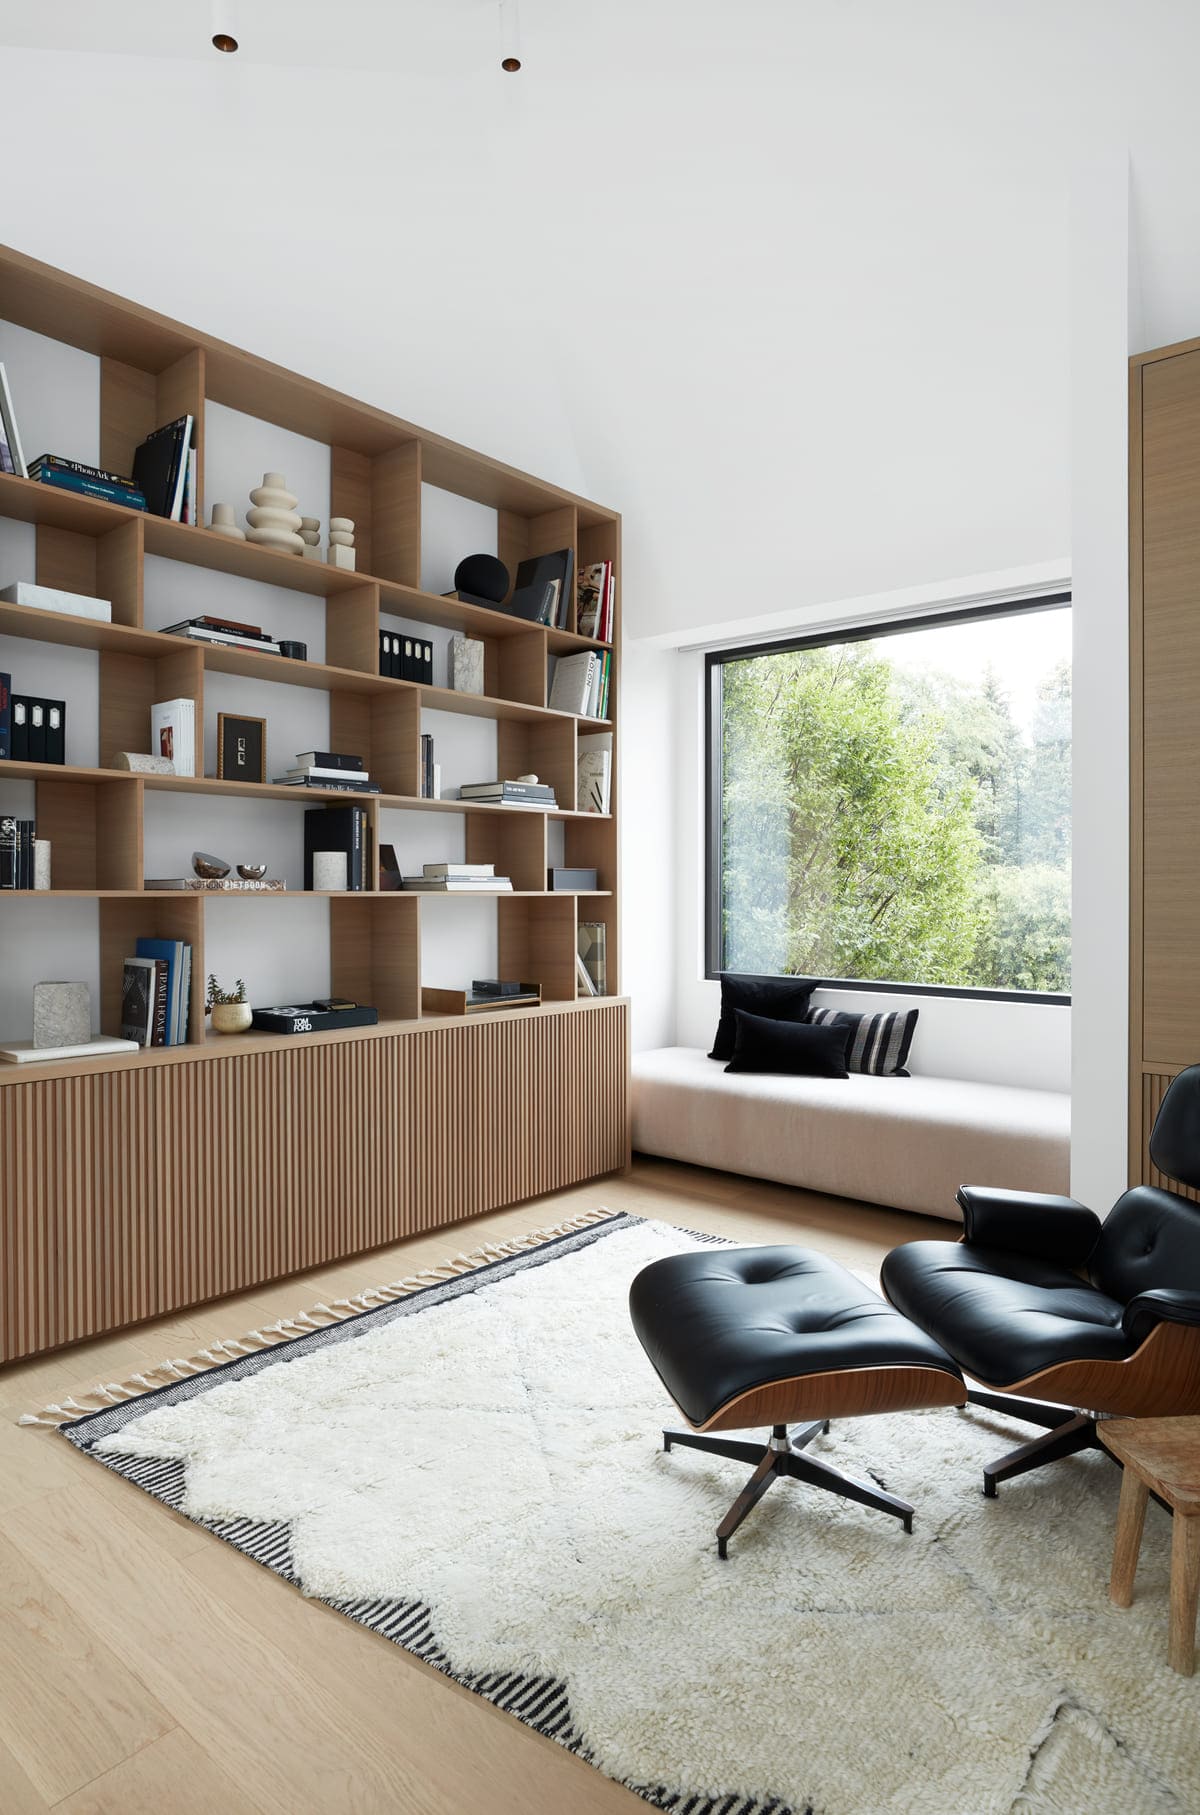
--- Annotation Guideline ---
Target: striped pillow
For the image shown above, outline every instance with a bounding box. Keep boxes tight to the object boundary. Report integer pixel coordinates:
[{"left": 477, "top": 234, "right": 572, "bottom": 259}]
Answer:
[{"left": 806, "top": 1006, "right": 918, "bottom": 1076}]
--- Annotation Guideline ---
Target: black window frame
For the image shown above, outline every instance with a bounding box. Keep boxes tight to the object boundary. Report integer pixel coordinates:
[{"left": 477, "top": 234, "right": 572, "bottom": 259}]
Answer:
[{"left": 704, "top": 594, "right": 1073, "bottom": 1005}]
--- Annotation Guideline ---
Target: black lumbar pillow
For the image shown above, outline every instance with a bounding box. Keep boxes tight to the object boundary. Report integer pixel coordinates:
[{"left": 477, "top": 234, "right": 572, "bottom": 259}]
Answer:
[
  {"left": 708, "top": 972, "right": 817, "bottom": 1061},
  {"left": 725, "top": 1009, "right": 851, "bottom": 1078},
  {"left": 806, "top": 1006, "right": 919, "bottom": 1076}
]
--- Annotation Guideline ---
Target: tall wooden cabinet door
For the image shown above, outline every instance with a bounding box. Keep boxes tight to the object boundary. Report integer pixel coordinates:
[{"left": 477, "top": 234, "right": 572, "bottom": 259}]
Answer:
[
  {"left": 0, "top": 1071, "right": 157, "bottom": 1362},
  {"left": 1141, "top": 349, "right": 1200, "bottom": 1064}
]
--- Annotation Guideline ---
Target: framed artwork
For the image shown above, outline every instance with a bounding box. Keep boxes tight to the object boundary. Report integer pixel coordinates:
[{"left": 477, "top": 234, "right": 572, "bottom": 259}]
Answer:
[{"left": 217, "top": 712, "right": 266, "bottom": 783}]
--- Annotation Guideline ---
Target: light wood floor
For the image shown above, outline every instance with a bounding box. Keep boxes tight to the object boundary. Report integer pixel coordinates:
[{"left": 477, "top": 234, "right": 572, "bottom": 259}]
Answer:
[{"left": 0, "top": 1158, "right": 947, "bottom": 1815}]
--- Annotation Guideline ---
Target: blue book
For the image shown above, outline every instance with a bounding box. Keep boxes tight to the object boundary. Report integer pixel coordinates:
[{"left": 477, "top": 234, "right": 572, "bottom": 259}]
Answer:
[
  {"left": 134, "top": 937, "right": 189, "bottom": 1044},
  {"left": 36, "top": 467, "right": 147, "bottom": 510}
]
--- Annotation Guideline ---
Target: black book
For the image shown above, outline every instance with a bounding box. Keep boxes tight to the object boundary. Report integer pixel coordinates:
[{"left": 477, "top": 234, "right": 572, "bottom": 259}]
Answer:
[
  {"left": 251, "top": 1002, "right": 379, "bottom": 1035},
  {"left": 43, "top": 699, "right": 65, "bottom": 765},
  {"left": 422, "top": 640, "right": 434, "bottom": 684},
  {"left": 18, "top": 819, "right": 33, "bottom": 889},
  {"left": 294, "top": 750, "right": 364, "bottom": 771},
  {"left": 120, "top": 958, "right": 157, "bottom": 1044},
  {"left": 30, "top": 453, "right": 139, "bottom": 491},
  {"left": 420, "top": 733, "right": 434, "bottom": 799},
  {"left": 0, "top": 816, "right": 17, "bottom": 887},
  {"left": 401, "top": 636, "right": 415, "bottom": 683},
  {"left": 0, "top": 670, "right": 9, "bottom": 759},
  {"left": 9, "top": 697, "right": 26, "bottom": 761},
  {"left": 132, "top": 415, "right": 192, "bottom": 519},
  {"left": 512, "top": 549, "right": 575, "bottom": 627},
  {"left": 26, "top": 700, "right": 45, "bottom": 764},
  {"left": 303, "top": 803, "right": 366, "bottom": 891}
]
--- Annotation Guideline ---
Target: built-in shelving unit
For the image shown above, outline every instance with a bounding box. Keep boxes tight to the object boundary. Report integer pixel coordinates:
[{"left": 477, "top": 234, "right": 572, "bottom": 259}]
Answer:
[
  {"left": 0, "top": 242, "right": 620, "bottom": 1061},
  {"left": 0, "top": 244, "right": 628, "bottom": 1363}
]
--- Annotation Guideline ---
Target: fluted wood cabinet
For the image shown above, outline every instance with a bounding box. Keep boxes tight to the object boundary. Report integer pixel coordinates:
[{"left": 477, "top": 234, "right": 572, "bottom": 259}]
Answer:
[
  {"left": 1130, "top": 339, "right": 1200, "bottom": 1192},
  {"left": 0, "top": 999, "right": 629, "bottom": 1362}
]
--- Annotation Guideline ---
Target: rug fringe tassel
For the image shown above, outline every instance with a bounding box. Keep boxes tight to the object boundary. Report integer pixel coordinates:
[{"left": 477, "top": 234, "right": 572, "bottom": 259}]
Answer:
[{"left": 18, "top": 1206, "right": 621, "bottom": 1427}]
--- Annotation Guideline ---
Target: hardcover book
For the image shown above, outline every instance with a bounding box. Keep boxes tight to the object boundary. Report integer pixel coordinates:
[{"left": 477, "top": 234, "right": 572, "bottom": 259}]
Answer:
[
  {"left": 151, "top": 698, "right": 196, "bottom": 776},
  {"left": 132, "top": 415, "right": 192, "bottom": 519},
  {"left": 120, "top": 957, "right": 157, "bottom": 1045},
  {"left": 250, "top": 1002, "right": 379, "bottom": 1035}
]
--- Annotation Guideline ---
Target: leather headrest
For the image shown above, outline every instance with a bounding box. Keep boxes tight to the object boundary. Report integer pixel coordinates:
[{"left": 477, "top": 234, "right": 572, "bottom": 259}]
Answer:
[{"left": 1148, "top": 1065, "right": 1200, "bottom": 1192}]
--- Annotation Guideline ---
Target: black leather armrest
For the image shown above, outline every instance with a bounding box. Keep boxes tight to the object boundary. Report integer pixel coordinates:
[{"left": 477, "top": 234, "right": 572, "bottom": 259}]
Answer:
[
  {"left": 1123, "top": 1289, "right": 1200, "bottom": 1348},
  {"left": 956, "top": 1186, "right": 1102, "bottom": 1266}
]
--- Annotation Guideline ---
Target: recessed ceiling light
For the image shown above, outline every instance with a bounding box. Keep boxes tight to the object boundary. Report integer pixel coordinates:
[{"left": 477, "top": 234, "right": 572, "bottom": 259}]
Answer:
[{"left": 212, "top": 32, "right": 238, "bottom": 52}]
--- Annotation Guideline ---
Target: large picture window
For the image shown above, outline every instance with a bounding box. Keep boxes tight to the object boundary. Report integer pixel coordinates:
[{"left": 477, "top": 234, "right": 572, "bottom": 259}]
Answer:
[{"left": 706, "top": 599, "right": 1072, "bottom": 1001}]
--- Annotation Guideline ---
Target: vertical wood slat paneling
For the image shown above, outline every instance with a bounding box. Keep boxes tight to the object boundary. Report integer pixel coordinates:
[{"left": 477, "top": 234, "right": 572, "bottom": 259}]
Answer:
[
  {"left": 0, "top": 1004, "right": 627, "bottom": 1362},
  {"left": 1141, "top": 1071, "right": 1200, "bottom": 1203}
]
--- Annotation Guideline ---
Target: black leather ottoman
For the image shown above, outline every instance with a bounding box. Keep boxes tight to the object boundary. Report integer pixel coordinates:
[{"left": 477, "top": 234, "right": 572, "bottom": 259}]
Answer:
[{"left": 629, "top": 1244, "right": 965, "bottom": 1555}]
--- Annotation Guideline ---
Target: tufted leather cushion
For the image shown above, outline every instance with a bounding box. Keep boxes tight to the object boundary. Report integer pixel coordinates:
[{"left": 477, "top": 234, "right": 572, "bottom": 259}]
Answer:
[
  {"left": 628, "top": 1245, "right": 962, "bottom": 1428},
  {"left": 1087, "top": 1185, "right": 1200, "bottom": 1305},
  {"left": 881, "top": 1240, "right": 1133, "bottom": 1384}
]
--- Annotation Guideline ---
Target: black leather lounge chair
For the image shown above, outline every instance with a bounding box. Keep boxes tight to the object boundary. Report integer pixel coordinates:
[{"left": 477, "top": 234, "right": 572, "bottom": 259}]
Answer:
[{"left": 881, "top": 1064, "right": 1200, "bottom": 1497}]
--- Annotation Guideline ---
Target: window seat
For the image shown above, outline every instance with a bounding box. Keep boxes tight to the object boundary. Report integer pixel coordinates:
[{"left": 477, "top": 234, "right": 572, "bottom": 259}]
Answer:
[{"left": 631, "top": 1046, "right": 1070, "bottom": 1221}]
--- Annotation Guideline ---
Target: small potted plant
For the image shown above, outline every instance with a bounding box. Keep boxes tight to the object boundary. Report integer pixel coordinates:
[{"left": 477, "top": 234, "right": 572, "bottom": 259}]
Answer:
[{"left": 206, "top": 974, "right": 251, "bottom": 1035}]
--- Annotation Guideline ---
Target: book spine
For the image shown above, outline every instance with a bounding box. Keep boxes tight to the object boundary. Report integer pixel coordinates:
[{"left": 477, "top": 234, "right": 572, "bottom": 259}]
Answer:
[
  {"left": 150, "top": 959, "right": 169, "bottom": 1047},
  {"left": 295, "top": 752, "right": 364, "bottom": 771},
  {"left": 36, "top": 468, "right": 147, "bottom": 509},
  {"left": 31, "top": 455, "right": 132, "bottom": 487},
  {"left": 0, "top": 671, "right": 9, "bottom": 759},
  {"left": 0, "top": 817, "right": 16, "bottom": 888}
]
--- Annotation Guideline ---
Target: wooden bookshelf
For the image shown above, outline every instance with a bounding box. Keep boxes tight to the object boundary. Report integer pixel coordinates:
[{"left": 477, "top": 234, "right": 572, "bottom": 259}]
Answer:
[{"left": 0, "top": 245, "right": 626, "bottom": 1358}]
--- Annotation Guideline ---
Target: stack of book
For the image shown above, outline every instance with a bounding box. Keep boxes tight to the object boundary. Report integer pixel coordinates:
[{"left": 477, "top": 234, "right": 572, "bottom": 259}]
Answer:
[
  {"left": 163, "top": 614, "right": 282, "bottom": 656},
  {"left": 402, "top": 863, "right": 512, "bottom": 893},
  {"left": 576, "top": 731, "right": 613, "bottom": 814},
  {"left": 28, "top": 454, "right": 146, "bottom": 511},
  {"left": 275, "top": 751, "right": 378, "bottom": 793},
  {"left": 457, "top": 778, "right": 557, "bottom": 810},
  {"left": 120, "top": 938, "right": 192, "bottom": 1046},
  {"left": 548, "top": 649, "right": 611, "bottom": 720},
  {"left": 577, "top": 560, "right": 616, "bottom": 641},
  {"left": 379, "top": 631, "right": 434, "bottom": 682},
  {"left": 132, "top": 415, "right": 196, "bottom": 522},
  {"left": 303, "top": 803, "right": 372, "bottom": 889},
  {"left": 0, "top": 815, "right": 35, "bottom": 888}
]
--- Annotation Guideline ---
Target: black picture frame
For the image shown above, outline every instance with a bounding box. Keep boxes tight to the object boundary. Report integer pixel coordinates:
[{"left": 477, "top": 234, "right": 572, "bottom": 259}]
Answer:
[{"left": 217, "top": 712, "right": 266, "bottom": 784}]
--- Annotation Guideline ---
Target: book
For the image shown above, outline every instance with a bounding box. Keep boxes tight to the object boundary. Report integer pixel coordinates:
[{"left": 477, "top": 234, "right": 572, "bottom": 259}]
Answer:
[
  {"left": 0, "top": 670, "right": 9, "bottom": 758},
  {"left": 26, "top": 702, "right": 45, "bottom": 764},
  {"left": 458, "top": 779, "right": 556, "bottom": 801},
  {"left": 304, "top": 803, "right": 367, "bottom": 890},
  {"left": 420, "top": 733, "right": 435, "bottom": 798},
  {"left": 183, "top": 445, "right": 198, "bottom": 524},
  {"left": 287, "top": 764, "right": 371, "bottom": 784},
  {"left": 0, "top": 579, "right": 113, "bottom": 622},
  {"left": 512, "top": 549, "right": 574, "bottom": 629},
  {"left": 401, "top": 877, "right": 513, "bottom": 891},
  {"left": 250, "top": 1002, "right": 380, "bottom": 1035},
  {"left": 120, "top": 957, "right": 157, "bottom": 1045},
  {"left": 151, "top": 698, "right": 195, "bottom": 776},
  {"left": 578, "top": 921, "right": 607, "bottom": 996},
  {"left": 549, "top": 650, "right": 598, "bottom": 715},
  {"left": 294, "top": 751, "right": 363, "bottom": 771},
  {"left": 577, "top": 732, "right": 613, "bottom": 814},
  {"left": 29, "top": 453, "right": 141, "bottom": 495},
  {"left": 9, "top": 698, "right": 27, "bottom": 761},
  {"left": 132, "top": 415, "right": 193, "bottom": 519},
  {"left": 164, "top": 623, "right": 283, "bottom": 654},
  {"left": 423, "top": 863, "right": 495, "bottom": 879},
  {"left": 45, "top": 700, "right": 65, "bottom": 766},
  {"left": 272, "top": 776, "right": 380, "bottom": 793},
  {"left": 0, "top": 1035, "right": 139, "bottom": 1064},
  {"left": 0, "top": 816, "right": 17, "bottom": 888},
  {"left": 149, "top": 958, "right": 170, "bottom": 1047},
  {"left": 33, "top": 467, "right": 147, "bottom": 509},
  {"left": 0, "top": 363, "right": 27, "bottom": 478},
  {"left": 577, "top": 561, "right": 610, "bottom": 639},
  {"left": 136, "top": 937, "right": 189, "bottom": 1045},
  {"left": 144, "top": 877, "right": 286, "bottom": 892}
]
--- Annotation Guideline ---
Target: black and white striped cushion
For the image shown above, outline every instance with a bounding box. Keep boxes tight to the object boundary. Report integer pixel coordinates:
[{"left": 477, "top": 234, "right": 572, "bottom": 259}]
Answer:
[{"left": 806, "top": 1006, "right": 918, "bottom": 1076}]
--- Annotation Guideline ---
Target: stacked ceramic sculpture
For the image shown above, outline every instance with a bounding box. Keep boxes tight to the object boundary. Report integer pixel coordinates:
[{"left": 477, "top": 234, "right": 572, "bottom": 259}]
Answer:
[
  {"left": 299, "top": 517, "right": 322, "bottom": 561},
  {"left": 328, "top": 517, "right": 356, "bottom": 570},
  {"left": 245, "top": 473, "right": 303, "bottom": 553}
]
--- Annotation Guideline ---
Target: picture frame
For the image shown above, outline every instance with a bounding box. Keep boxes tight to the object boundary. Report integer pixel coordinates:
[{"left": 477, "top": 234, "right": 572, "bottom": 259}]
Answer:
[{"left": 217, "top": 712, "right": 266, "bottom": 783}]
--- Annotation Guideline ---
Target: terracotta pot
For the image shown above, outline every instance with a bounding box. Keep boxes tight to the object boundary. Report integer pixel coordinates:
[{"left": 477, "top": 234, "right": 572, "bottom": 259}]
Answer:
[{"left": 210, "top": 1001, "right": 252, "bottom": 1035}]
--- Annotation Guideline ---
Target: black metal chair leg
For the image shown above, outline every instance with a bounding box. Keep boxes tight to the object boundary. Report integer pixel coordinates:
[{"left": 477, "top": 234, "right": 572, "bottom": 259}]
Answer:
[
  {"left": 782, "top": 1448, "right": 915, "bottom": 1533},
  {"left": 982, "top": 1412, "right": 1099, "bottom": 1497},
  {"left": 966, "top": 1388, "right": 1080, "bottom": 1430},
  {"left": 716, "top": 1451, "right": 781, "bottom": 1558},
  {"left": 662, "top": 1429, "right": 766, "bottom": 1467}
]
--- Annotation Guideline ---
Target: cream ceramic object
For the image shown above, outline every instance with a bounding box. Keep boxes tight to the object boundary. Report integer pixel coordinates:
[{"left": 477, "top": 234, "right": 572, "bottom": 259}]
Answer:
[
  {"left": 208, "top": 502, "right": 246, "bottom": 540},
  {"left": 210, "top": 1001, "right": 253, "bottom": 1035}
]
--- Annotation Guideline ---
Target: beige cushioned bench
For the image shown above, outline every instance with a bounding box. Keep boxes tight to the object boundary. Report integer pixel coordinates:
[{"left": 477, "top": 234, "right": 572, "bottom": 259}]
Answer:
[{"left": 631, "top": 1046, "right": 1070, "bottom": 1221}]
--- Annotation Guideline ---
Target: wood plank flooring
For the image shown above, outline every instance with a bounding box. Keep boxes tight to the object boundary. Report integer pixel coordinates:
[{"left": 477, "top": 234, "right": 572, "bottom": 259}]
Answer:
[{"left": 0, "top": 1157, "right": 947, "bottom": 1814}]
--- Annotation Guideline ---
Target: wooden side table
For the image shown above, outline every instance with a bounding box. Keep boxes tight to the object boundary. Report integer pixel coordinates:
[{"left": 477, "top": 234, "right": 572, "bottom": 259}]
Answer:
[{"left": 1099, "top": 1416, "right": 1200, "bottom": 1675}]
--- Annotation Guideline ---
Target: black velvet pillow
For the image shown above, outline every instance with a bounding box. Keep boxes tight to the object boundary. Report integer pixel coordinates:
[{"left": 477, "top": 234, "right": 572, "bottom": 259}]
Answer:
[
  {"left": 708, "top": 973, "right": 818, "bottom": 1061},
  {"left": 725, "top": 1009, "right": 851, "bottom": 1078}
]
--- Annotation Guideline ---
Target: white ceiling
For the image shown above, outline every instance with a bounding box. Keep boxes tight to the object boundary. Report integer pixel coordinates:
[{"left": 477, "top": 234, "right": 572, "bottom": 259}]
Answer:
[{"left": 1, "top": 3, "right": 1198, "bottom": 638}]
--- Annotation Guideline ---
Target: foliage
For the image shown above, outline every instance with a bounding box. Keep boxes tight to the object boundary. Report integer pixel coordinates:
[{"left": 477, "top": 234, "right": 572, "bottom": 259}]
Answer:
[
  {"left": 206, "top": 974, "right": 247, "bottom": 1009},
  {"left": 719, "top": 634, "right": 1071, "bottom": 993}
]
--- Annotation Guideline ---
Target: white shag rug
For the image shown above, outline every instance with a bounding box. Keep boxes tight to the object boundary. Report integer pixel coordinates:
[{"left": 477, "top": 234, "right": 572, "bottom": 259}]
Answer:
[{"left": 51, "top": 1212, "right": 1200, "bottom": 1815}]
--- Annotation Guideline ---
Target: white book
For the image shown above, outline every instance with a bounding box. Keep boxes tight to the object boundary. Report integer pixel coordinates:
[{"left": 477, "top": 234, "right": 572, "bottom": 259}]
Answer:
[
  {"left": 548, "top": 651, "right": 597, "bottom": 716},
  {"left": 0, "top": 363, "right": 27, "bottom": 478},
  {"left": 0, "top": 579, "right": 112, "bottom": 622},
  {"left": 151, "top": 697, "right": 195, "bottom": 777},
  {"left": 288, "top": 764, "right": 371, "bottom": 783},
  {"left": 0, "top": 1036, "right": 139, "bottom": 1064},
  {"left": 577, "top": 732, "right": 613, "bottom": 814},
  {"left": 402, "top": 877, "right": 513, "bottom": 891},
  {"left": 423, "top": 863, "right": 495, "bottom": 878}
]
